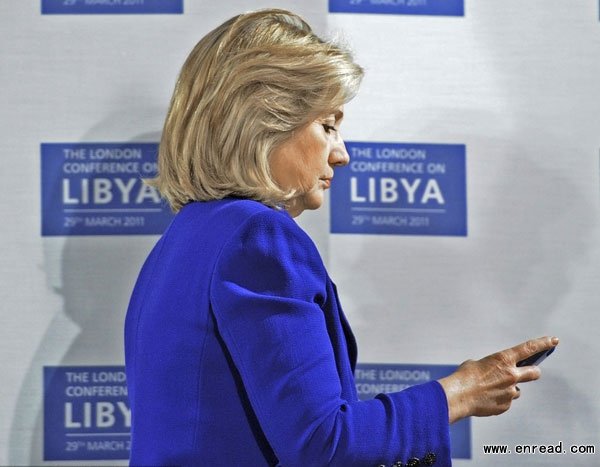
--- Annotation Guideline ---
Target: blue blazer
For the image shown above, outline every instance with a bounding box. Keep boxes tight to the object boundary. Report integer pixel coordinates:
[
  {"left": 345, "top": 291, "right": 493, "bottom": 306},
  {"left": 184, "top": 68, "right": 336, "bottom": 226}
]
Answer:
[{"left": 125, "top": 199, "right": 451, "bottom": 466}]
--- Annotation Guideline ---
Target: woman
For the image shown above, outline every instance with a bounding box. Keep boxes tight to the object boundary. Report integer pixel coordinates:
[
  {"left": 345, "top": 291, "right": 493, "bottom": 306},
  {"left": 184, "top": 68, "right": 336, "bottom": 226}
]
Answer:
[{"left": 125, "top": 9, "right": 558, "bottom": 466}]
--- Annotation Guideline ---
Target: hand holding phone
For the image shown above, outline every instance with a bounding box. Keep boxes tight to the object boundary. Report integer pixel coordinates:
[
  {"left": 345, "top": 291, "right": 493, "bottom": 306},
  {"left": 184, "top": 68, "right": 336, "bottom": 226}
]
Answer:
[{"left": 516, "top": 347, "right": 556, "bottom": 367}]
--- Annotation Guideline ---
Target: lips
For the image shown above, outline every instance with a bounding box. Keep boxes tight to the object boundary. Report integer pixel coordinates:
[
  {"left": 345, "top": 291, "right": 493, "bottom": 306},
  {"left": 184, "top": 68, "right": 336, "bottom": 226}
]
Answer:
[{"left": 320, "top": 178, "right": 332, "bottom": 188}]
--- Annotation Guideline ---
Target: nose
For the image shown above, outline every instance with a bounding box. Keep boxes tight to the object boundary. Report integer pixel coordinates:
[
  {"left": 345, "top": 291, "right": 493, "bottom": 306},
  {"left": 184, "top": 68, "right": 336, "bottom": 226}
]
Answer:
[{"left": 328, "top": 133, "right": 350, "bottom": 167}]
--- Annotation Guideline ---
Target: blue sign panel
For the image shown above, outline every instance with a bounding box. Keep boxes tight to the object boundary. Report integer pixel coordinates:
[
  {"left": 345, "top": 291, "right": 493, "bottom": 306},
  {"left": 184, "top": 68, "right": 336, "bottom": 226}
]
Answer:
[
  {"left": 331, "top": 142, "right": 467, "bottom": 236},
  {"left": 42, "top": 0, "right": 183, "bottom": 15},
  {"left": 41, "top": 142, "right": 174, "bottom": 236},
  {"left": 329, "top": 0, "right": 464, "bottom": 16},
  {"left": 44, "top": 366, "right": 130, "bottom": 461},
  {"left": 355, "top": 363, "right": 471, "bottom": 458}
]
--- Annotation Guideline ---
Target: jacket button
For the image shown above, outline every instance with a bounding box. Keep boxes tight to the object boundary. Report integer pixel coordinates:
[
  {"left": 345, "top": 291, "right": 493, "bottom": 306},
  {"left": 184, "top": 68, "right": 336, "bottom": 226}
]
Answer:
[
  {"left": 407, "top": 458, "right": 421, "bottom": 467},
  {"left": 423, "top": 452, "right": 436, "bottom": 465}
]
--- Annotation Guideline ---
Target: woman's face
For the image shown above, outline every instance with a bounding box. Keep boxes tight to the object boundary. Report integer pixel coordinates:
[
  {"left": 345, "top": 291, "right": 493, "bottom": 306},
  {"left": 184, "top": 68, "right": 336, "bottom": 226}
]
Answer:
[{"left": 269, "top": 107, "right": 349, "bottom": 217}]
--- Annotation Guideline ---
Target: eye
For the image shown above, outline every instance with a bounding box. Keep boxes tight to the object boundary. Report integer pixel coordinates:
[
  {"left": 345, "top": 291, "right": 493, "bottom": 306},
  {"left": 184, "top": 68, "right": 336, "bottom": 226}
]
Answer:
[{"left": 322, "top": 124, "right": 337, "bottom": 134}]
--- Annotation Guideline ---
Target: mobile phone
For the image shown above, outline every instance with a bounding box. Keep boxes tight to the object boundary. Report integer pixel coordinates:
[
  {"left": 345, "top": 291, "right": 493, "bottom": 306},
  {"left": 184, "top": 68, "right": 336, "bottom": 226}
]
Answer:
[{"left": 516, "top": 347, "right": 556, "bottom": 367}]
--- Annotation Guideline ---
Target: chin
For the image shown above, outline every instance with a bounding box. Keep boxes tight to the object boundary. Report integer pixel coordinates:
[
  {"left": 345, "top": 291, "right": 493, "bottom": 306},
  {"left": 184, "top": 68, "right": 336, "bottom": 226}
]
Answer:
[
  {"left": 288, "top": 190, "right": 325, "bottom": 217},
  {"left": 304, "top": 192, "right": 325, "bottom": 211}
]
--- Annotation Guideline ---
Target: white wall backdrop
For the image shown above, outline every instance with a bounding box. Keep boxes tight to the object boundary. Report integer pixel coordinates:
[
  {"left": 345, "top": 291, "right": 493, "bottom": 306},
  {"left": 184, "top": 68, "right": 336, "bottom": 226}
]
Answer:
[{"left": 0, "top": 1, "right": 598, "bottom": 465}]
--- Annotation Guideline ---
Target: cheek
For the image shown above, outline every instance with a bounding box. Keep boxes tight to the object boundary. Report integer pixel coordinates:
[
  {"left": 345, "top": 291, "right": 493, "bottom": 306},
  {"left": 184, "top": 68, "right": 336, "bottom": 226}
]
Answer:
[
  {"left": 299, "top": 137, "right": 328, "bottom": 173},
  {"left": 270, "top": 147, "right": 296, "bottom": 186},
  {"left": 270, "top": 127, "right": 329, "bottom": 190},
  {"left": 289, "top": 144, "right": 325, "bottom": 187}
]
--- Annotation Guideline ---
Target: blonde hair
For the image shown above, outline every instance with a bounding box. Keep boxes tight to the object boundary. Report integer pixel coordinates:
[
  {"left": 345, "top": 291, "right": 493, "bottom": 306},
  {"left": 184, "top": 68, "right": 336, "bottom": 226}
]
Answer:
[{"left": 151, "top": 9, "right": 364, "bottom": 212}]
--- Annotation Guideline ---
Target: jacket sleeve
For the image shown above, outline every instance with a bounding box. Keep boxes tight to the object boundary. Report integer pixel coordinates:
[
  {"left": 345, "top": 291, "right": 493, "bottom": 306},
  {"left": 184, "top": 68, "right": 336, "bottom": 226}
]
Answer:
[{"left": 209, "top": 209, "right": 451, "bottom": 466}]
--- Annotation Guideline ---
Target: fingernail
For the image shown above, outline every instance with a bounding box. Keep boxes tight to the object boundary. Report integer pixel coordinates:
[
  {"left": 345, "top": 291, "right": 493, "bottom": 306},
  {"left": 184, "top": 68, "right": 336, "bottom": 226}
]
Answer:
[{"left": 551, "top": 337, "right": 559, "bottom": 345}]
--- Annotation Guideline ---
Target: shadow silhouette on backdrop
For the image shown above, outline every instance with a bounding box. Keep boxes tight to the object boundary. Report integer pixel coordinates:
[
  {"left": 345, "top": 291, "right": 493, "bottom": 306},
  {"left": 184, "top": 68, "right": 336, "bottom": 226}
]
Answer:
[{"left": 9, "top": 126, "right": 161, "bottom": 465}]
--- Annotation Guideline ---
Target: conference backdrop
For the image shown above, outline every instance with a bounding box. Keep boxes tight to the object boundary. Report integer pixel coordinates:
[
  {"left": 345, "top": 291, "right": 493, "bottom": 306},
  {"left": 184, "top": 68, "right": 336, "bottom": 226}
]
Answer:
[{"left": 1, "top": 0, "right": 599, "bottom": 465}]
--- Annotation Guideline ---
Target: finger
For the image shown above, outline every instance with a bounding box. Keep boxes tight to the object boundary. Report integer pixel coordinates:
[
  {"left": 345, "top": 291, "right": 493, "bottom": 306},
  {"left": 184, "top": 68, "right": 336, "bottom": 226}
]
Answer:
[
  {"left": 515, "top": 364, "right": 542, "bottom": 384},
  {"left": 513, "top": 386, "right": 521, "bottom": 400},
  {"left": 505, "top": 336, "right": 559, "bottom": 364}
]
